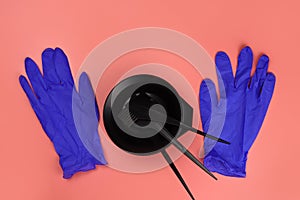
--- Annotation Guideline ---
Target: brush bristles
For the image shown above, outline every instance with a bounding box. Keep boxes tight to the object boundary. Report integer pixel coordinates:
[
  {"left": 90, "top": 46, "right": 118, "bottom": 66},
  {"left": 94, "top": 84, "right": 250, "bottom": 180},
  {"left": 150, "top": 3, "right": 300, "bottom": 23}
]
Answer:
[{"left": 118, "top": 108, "right": 137, "bottom": 127}]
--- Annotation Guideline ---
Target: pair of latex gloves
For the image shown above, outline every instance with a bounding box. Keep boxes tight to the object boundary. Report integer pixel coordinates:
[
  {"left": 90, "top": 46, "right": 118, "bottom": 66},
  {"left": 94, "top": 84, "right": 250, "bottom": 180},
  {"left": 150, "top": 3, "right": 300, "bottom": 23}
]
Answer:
[{"left": 19, "top": 47, "right": 275, "bottom": 178}]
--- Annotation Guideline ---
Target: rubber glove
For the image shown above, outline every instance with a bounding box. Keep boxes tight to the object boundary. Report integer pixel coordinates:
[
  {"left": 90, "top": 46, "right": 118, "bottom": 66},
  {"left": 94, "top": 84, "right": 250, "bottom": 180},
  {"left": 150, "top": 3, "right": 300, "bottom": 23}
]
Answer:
[
  {"left": 199, "top": 46, "right": 275, "bottom": 177},
  {"left": 19, "top": 48, "right": 107, "bottom": 178}
]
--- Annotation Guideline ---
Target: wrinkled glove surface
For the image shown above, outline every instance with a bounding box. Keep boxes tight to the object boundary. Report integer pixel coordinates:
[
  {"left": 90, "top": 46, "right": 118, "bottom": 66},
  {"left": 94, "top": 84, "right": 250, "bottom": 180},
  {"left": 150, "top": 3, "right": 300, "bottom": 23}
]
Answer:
[
  {"left": 200, "top": 46, "right": 275, "bottom": 177},
  {"left": 19, "top": 48, "right": 107, "bottom": 178}
]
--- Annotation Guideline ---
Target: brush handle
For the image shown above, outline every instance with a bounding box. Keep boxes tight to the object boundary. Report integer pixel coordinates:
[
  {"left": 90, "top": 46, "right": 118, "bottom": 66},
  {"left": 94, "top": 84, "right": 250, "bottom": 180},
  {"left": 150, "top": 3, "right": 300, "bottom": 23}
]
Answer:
[
  {"left": 135, "top": 104, "right": 230, "bottom": 144},
  {"left": 158, "top": 126, "right": 217, "bottom": 180},
  {"left": 161, "top": 150, "right": 195, "bottom": 200},
  {"left": 163, "top": 115, "right": 229, "bottom": 144}
]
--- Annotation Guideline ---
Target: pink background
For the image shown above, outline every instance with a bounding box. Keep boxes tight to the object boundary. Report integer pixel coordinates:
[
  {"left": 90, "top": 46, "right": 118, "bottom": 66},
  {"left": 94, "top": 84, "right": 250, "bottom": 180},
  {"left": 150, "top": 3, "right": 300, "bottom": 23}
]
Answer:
[{"left": 1, "top": 0, "right": 299, "bottom": 199}]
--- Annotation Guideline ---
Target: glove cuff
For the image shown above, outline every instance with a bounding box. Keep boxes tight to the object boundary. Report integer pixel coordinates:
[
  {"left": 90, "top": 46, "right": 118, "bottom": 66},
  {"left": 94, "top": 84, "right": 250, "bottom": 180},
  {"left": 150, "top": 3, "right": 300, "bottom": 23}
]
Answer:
[
  {"left": 51, "top": 128, "right": 107, "bottom": 179},
  {"left": 62, "top": 160, "right": 97, "bottom": 179},
  {"left": 61, "top": 154, "right": 103, "bottom": 179},
  {"left": 204, "top": 154, "right": 247, "bottom": 178},
  {"left": 58, "top": 141, "right": 107, "bottom": 179}
]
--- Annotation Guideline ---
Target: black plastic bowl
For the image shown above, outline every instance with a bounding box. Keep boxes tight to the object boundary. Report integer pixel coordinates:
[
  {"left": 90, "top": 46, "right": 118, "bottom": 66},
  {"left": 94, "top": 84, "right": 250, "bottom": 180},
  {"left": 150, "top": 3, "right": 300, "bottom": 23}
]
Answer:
[{"left": 103, "top": 74, "right": 192, "bottom": 155}]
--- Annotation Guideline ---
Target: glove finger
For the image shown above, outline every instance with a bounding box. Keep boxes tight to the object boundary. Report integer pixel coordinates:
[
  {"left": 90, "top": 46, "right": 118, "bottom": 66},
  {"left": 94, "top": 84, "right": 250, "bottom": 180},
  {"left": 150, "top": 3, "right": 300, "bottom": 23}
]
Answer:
[
  {"left": 259, "top": 72, "right": 275, "bottom": 103},
  {"left": 235, "top": 46, "right": 253, "bottom": 88},
  {"left": 244, "top": 73, "right": 275, "bottom": 150},
  {"left": 54, "top": 48, "right": 74, "bottom": 86},
  {"left": 78, "top": 72, "right": 100, "bottom": 120},
  {"left": 250, "top": 55, "right": 269, "bottom": 89},
  {"left": 79, "top": 72, "right": 95, "bottom": 102},
  {"left": 42, "top": 48, "right": 60, "bottom": 84},
  {"left": 215, "top": 51, "right": 234, "bottom": 93},
  {"left": 200, "top": 79, "right": 218, "bottom": 131},
  {"left": 25, "top": 58, "right": 48, "bottom": 100},
  {"left": 19, "top": 75, "right": 39, "bottom": 108}
]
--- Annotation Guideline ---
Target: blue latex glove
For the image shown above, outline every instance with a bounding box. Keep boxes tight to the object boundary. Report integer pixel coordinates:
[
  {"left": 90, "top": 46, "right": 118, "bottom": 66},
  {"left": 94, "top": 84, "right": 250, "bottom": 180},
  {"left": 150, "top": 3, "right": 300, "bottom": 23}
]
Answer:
[
  {"left": 199, "top": 46, "right": 275, "bottom": 177},
  {"left": 19, "top": 48, "right": 107, "bottom": 179}
]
